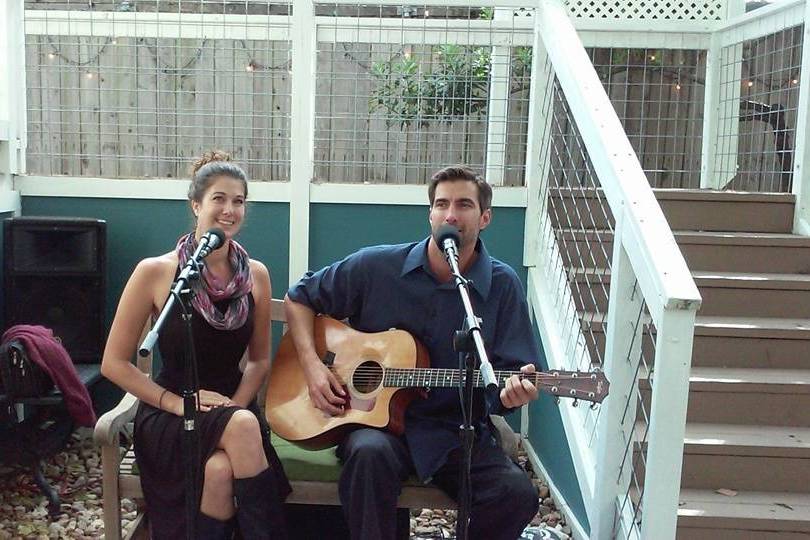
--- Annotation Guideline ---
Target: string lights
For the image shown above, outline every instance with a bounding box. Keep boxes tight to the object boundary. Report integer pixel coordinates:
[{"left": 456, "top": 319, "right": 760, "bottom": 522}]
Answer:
[{"left": 43, "top": 36, "right": 290, "bottom": 77}]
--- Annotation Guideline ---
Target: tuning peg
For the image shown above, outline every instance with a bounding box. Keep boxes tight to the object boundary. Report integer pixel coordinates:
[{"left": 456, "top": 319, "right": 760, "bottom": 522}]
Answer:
[
  {"left": 572, "top": 399, "right": 579, "bottom": 407},
  {"left": 590, "top": 402, "right": 599, "bottom": 410},
  {"left": 554, "top": 396, "right": 560, "bottom": 405}
]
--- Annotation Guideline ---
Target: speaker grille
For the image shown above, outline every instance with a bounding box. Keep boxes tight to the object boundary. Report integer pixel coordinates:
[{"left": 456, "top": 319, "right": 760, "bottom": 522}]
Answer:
[{"left": 4, "top": 217, "right": 106, "bottom": 363}]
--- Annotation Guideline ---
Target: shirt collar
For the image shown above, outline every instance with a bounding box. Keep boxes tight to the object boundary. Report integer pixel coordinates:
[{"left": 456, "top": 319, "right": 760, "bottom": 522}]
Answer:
[{"left": 401, "top": 237, "right": 493, "bottom": 301}]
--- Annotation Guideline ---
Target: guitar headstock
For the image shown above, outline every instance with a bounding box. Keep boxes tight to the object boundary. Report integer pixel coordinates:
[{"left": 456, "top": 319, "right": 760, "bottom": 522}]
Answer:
[{"left": 536, "top": 369, "right": 610, "bottom": 403}]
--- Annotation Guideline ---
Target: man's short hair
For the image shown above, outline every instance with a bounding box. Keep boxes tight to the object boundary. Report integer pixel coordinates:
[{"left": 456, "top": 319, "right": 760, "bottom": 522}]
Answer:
[{"left": 428, "top": 166, "right": 493, "bottom": 212}]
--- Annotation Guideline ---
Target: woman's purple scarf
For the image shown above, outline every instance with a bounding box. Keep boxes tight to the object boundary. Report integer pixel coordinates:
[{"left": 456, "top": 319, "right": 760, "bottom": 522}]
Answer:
[{"left": 176, "top": 232, "right": 253, "bottom": 330}]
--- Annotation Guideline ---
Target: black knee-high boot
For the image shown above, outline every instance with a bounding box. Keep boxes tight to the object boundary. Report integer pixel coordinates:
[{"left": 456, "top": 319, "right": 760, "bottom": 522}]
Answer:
[
  {"left": 196, "top": 511, "right": 233, "bottom": 540},
  {"left": 233, "top": 468, "right": 289, "bottom": 540}
]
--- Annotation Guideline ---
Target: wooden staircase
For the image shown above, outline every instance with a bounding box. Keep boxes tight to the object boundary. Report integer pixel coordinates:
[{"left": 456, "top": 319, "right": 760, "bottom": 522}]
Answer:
[{"left": 552, "top": 188, "right": 810, "bottom": 539}]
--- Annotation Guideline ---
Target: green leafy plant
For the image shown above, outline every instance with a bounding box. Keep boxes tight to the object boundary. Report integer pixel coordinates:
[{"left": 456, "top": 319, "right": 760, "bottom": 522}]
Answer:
[{"left": 369, "top": 44, "right": 532, "bottom": 128}]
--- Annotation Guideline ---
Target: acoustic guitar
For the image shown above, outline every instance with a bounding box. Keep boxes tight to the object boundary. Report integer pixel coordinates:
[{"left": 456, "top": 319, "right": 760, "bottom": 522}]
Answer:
[{"left": 265, "top": 316, "right": 609, "bottom": 450}]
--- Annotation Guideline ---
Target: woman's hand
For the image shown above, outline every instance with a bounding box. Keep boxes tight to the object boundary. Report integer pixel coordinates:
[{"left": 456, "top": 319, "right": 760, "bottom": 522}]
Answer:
[{"left": 197, "top": 389, "right": 235, "bottom": 412}]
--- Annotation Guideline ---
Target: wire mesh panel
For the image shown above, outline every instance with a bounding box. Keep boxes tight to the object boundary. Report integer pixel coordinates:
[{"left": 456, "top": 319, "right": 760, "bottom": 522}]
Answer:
[
  {"left": 588, "top": 48, "right": 706, "bottom": 189},
  {"left": 535, "top": 69, "right": 614, "bottom": 478},
  {"left": 544, "top": 75, "right": 614, "bottom": 370},
  {"left": 313, "top": 4, "right": 533, "bottom": 185},
  {"left": 715, "top": 24, "right": 803, "bottom": 192},
  {"left": 24, "top": 1, "right": 292, "bottom": 180},
  {"left": 613, "top": 298, "right": 654, "bottom": 539}
]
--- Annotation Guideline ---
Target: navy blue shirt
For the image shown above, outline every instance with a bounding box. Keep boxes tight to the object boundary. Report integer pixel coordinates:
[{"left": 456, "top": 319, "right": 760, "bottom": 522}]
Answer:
[{"left": 287, "top": 237, "right": 540, "bottom": 480}]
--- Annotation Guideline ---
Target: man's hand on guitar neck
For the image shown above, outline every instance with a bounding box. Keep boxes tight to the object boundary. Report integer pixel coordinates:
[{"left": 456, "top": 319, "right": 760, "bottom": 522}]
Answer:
[
  {"left": 301, "top": 356, "right": 347, "bottom": 416},
  {"left": 499, "top": 364, "right": 539, "bottom": 409}
]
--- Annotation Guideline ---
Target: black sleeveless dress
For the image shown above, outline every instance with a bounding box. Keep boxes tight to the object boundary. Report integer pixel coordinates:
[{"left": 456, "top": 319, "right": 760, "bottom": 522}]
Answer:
[{"left": 134, "top": 290, "right": 291, "bottom": 539}]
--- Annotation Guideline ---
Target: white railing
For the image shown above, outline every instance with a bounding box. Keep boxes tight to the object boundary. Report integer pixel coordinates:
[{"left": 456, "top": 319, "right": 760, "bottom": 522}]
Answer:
[
  {"left": 1, "top": 0, "right": 26, "bottom": 204},
  {"left": 523, "top": 1, "right": 701, "bottom": 537}
]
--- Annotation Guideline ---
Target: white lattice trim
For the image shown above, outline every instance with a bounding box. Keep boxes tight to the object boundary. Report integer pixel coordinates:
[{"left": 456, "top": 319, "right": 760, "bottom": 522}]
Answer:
[{"left": 565, "top": 0, "right": 731, "bottom": 21}]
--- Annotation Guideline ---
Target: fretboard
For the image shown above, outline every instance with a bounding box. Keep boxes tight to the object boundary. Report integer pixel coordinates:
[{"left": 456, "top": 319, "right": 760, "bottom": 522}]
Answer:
[{"left": 383, "top": 368, "right": 548, "bottom": 389}]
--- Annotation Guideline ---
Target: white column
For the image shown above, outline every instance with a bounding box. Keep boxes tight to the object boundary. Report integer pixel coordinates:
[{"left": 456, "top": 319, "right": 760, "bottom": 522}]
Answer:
[
  {"left": 485, "top": 9, "right": 512, "bottom": 186},
  {"left": 288, "top": 0, "right": 317, "bottom": 283},
  {"left": 0, "top": 0, "right": 27, "bottom": 195},
  {"left": 791, "top": 0, "right": 810, "bottom": 235},
  {"left": 639, "top": 307, "right": 697, "bottom": 540},
  {"left": 700, "top": 33, "right": 722, "bottom": 189},
  {"left": 590, "top": 214, "right": 645, "bottom": 539},
  {"left": 522, "top": 13, "right": 552, "bottom": 268}
]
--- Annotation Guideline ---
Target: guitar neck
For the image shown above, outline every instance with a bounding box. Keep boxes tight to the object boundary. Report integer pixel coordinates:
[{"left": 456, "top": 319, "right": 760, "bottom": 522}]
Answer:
[{"left": 383, "top": 368, "right": 546, "bottom": 389}]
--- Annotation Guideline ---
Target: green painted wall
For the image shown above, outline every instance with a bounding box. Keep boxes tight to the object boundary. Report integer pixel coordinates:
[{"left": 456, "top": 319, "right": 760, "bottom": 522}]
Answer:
[
  {"left": 308, "top": 203, "right": 528, "bottom": 286},
  {"left": 20, "top": 198, "right": 290, "bottom": 327},
  {"left": 528, "top": 321, "right": 590, "bottom": 532}
]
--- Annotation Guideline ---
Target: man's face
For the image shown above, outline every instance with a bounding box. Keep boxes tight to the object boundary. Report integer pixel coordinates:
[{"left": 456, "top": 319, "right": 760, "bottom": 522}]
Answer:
[{"left": 429, "top": 179, "right": 492, "bottom": 250}]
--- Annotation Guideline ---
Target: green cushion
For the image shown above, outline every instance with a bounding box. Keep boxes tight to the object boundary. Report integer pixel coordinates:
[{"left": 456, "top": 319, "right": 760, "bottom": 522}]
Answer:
[
  {"left": 271, "top": 432, "right": 427, "bottom": 487},
  {"left": 271, "top": 433, "right": 343, "bottom": 483}
]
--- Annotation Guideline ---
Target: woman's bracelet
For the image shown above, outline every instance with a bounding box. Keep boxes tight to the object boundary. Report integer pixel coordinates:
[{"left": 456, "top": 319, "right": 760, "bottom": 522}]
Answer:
[{"left": 158, "top": 389, "right": 169, "bottom": 411}]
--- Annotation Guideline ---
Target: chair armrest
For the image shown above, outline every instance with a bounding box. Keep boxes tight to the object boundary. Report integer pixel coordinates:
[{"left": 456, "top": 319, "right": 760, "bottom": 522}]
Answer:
[{"left": 93, "top": 392, "right": 140, "bottom": 447}]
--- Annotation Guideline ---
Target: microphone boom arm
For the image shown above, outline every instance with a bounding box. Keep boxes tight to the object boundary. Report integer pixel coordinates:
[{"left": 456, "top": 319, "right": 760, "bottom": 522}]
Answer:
[{"left": 441, "top": 238, "right": 498, "bottom": 390}]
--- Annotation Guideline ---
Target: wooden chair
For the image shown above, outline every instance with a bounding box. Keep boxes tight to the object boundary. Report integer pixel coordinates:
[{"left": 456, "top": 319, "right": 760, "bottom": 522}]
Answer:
[{"left": 94, "top": 299, "right": 458, "bottom": 539}]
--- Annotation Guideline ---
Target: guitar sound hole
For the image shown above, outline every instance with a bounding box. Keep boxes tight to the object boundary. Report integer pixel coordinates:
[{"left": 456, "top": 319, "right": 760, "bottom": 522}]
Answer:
[{"left": 353, "top": 360, "right": 384, "bottom": 393}]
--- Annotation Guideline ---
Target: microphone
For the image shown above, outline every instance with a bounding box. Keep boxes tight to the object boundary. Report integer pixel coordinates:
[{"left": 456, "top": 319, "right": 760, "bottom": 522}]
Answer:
[
  {"left": 197, "top": 227, "right": 226, "bottom": 259},
  {"left": 435, "top": 224, "right": 461, "bottom": 267}
]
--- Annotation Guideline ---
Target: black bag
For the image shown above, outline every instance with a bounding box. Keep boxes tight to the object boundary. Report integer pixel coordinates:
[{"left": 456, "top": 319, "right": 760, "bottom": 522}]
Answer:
[{"left": 0, "top": 339, "right": 54, "bottom": 399}]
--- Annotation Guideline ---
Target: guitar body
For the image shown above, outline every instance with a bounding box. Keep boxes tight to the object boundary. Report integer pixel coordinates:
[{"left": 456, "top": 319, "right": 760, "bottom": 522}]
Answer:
[{"left": 266, "top": 317, "right": 430, "bottom": 450}]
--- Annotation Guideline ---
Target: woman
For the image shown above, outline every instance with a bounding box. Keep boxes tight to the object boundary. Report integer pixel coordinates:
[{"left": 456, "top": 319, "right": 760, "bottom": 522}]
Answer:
[{"left": 101, "top": 151, "right": 290, "bottom": 539}]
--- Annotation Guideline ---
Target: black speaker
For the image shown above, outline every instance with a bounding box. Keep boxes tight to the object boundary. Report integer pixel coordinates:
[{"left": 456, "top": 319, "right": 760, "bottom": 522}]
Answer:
[{"left": 3, "top": 217, "right": 106, "bottom": 364}]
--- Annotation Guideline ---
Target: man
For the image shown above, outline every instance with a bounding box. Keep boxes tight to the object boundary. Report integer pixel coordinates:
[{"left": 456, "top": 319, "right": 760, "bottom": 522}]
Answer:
[{"left": 284, "top": 166, "right": 541, "bottom": 540}]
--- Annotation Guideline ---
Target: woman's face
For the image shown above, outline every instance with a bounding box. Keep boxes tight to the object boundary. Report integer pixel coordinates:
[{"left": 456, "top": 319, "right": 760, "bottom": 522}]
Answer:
[{"left": 191, "top": 175, "right": 247, "bottom": 241}]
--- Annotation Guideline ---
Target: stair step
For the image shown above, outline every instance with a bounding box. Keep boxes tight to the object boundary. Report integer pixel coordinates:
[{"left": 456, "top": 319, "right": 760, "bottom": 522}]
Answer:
[
  {"left": 638, "top": 367, "right": 810, "bottom": 427},
  {"left": 583, "top": 312, "right": 810, "bottom": 340},
  {"left": 571, "top": 269, "right": 810, "bottom": 318},
  {"left": 686, "top": 367, "right": 810, "bottom": 395},
  {"left": 677, "top": 488, "right": 810, "bottom": 538},
  {"left": 635, "top": 424, "right": 810, "bottom": 492},
  {"left": 558, "top": 229, "right": 810, "bottom": 273},
  {"left": 549, "top": 187, "right": 795, "bottom": 233},
  {"left": 583, "top": 313, "right": 810, "bottom": 374},
  {"left": 681, "top": 423, "right": 810, "bottom": 493},
  {"left": 683, "top": 423, "right": 810, "bottom": 458}
]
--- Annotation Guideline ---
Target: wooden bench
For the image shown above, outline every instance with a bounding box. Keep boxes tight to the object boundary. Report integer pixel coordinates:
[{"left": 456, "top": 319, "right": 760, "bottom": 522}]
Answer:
[{"left": 93, "top": 299, "right": 457, "bottom": 540}]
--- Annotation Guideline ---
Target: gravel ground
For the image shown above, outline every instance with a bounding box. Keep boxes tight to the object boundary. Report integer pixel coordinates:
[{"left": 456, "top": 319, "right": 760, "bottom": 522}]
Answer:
[{"left": 0, "top": 429, "right": 571, "bottom": 540}]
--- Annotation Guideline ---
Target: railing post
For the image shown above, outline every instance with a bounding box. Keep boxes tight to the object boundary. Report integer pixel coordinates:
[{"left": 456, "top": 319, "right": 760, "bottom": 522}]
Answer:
[
  {"left": 700, "top": 32, "right": 722, "bottom": 189},
  {"left": 0, "top": 0, "right": 27, "bottom": 193},
  {"left": 522, "top": 14, "right": 552, "bottom": 269},
  {"left": 289, "top": 0, "right": 316, "bottom": 283},
  {"left": 639, "top": 307, "right": 697, "bottom": 540},
  {"left": 791, "top": 0, "right": 810, "bottom": 234},
  {"left": 485, "top": 8, "right": 512, "bottom": 186},
  {"left": 591, "top": 214, "right": 645, "bottom": 539}
]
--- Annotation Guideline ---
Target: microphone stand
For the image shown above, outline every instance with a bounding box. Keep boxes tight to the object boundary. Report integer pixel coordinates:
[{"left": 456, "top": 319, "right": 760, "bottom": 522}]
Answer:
[
  {"left": 442, "top": 239, "right": 497, "bottom": 540},
  {"left": 139, "top": 237, "right": 218, "bottom": 540}
]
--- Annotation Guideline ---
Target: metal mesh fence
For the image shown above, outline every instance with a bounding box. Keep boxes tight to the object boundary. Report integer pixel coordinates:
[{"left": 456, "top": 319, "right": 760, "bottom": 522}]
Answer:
[
  {"left": 24, "top": 1, "right": 293, "bottom": 180},
  {"left": 588, "top": 47, "right": 706, "bottom": 189},
  {"left": 715, "top": 24, "right": 803, "bottom": 192},
  {"left": 313, "top": 4, "right": 533, "bottom": 185}
]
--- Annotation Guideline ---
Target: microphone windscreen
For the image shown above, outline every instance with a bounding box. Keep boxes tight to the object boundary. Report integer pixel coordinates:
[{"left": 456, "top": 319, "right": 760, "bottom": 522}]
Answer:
[
  {"left": 435, "top": 224, "right": 460, "bottom": 247},
  {"left": 206, "top": 227, "right": 226, "bottom": 249}
]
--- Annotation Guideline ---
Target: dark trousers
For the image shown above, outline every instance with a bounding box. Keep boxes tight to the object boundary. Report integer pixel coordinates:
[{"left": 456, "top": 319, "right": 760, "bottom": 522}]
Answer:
[{"left": 336, "top": 428, "right": 539, "bottom": 540}]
